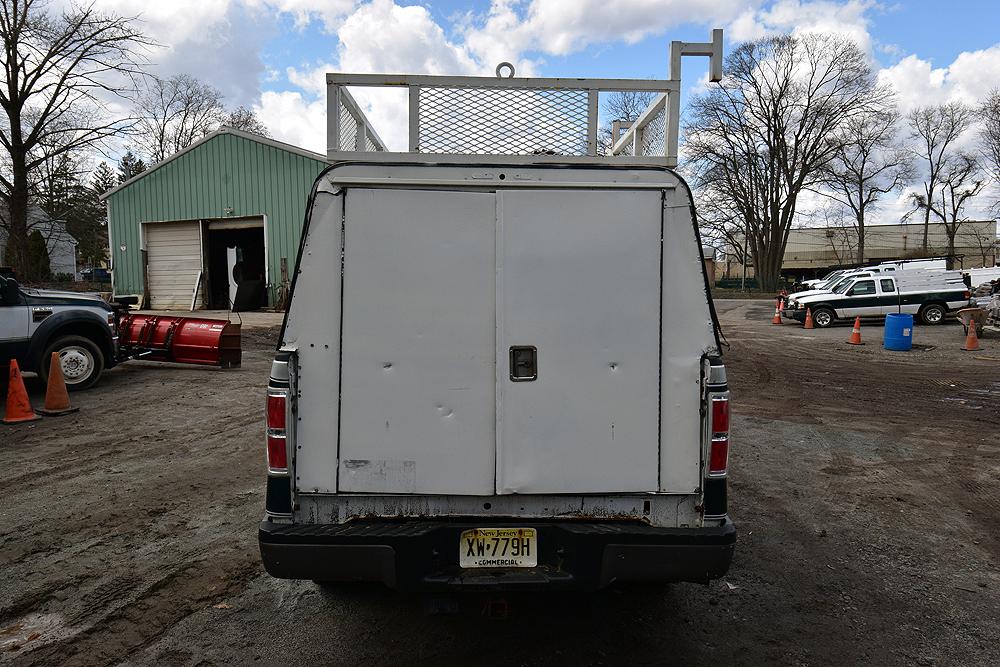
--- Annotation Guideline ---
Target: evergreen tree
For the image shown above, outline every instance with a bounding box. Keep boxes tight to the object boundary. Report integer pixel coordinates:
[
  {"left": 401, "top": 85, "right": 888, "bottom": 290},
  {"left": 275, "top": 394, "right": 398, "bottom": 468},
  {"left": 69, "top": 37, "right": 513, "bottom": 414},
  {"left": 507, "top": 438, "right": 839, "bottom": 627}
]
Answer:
[
  {"left": 26, "top": 230, "right": 51, "bottom": 281},
  {"left": 117, "top": 150, "right": 147, "bottom": 184},
  {"left": 92, "top": 162, "right": 117, "bottom": 197}
]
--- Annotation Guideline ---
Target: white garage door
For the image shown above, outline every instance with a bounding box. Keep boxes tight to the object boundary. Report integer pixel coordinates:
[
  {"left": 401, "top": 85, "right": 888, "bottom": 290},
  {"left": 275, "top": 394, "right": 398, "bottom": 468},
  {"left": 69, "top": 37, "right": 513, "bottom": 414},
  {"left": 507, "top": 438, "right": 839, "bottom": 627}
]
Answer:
[{"left": 144, "top": 221, "right": 202, "bottom": 310}]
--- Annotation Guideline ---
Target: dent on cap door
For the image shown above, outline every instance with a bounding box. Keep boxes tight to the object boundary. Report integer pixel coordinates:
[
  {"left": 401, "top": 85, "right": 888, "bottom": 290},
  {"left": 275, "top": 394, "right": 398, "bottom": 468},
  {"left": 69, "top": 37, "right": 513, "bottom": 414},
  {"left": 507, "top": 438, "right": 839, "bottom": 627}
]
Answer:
[
  {"left": 337, "top": 189, "right": 497, "bottom": 495},
  {"left": 497, "top": 189, "right": 662, "bottom": 494}
]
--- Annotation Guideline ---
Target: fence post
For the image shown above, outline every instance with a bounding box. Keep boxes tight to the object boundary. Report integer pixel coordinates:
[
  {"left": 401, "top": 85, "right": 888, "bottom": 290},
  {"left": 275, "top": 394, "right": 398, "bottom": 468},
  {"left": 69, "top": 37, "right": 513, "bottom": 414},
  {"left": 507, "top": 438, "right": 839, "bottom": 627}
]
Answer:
[
  {"left": 587, "top": 89, "right": 599, "bottom": 155},
  {"left": 327, "top": 82, "right": 341, "bottom": 157},
  {"left": 408, "top": 86, "right": 421, "bottom": 152}
]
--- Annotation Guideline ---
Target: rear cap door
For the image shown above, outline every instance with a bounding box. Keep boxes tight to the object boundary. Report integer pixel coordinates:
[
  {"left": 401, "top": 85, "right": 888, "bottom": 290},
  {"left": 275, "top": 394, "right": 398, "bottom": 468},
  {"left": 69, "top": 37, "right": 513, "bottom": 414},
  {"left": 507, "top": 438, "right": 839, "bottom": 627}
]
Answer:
[{"left": 496, "top": 189, "right": 662, "bottom": 493}]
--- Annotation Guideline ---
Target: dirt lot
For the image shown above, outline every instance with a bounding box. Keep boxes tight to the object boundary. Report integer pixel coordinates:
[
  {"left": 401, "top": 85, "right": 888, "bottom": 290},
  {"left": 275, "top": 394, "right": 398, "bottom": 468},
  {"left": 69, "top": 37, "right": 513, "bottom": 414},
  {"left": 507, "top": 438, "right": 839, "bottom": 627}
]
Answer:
[{"left": 1, "top": 302, "right": 998, "bottom": 665}]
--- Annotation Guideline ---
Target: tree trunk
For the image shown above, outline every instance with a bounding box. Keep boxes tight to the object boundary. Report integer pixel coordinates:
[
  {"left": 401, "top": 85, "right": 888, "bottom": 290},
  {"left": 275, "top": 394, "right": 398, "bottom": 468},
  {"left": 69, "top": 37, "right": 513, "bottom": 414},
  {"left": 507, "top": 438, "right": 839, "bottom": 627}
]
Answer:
[
  {"left": 5, "top": 155, "right": 31, "bottom": 279},
  {"left": 755, "top": 244, "right": 783, "bottom": 293},
  {"left": 946, "top": 231, "right": 956, "bottom": 270},
  {"left": 856, "top": 212, "right": 865, "bottom": 265},
  {"left": 920, "top": 205, "right": 931, "bottom": 253}
]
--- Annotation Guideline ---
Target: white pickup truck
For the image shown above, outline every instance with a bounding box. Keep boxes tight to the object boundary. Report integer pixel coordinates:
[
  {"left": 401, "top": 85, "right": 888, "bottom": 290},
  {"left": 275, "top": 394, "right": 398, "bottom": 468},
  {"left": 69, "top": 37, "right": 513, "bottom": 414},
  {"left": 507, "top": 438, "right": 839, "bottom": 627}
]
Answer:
[
  {"left": 257, "top": 37, "right": 737, "bottom": 591},
  {"left": 785, "top": 271, "right": 970, "bottom": 328}
]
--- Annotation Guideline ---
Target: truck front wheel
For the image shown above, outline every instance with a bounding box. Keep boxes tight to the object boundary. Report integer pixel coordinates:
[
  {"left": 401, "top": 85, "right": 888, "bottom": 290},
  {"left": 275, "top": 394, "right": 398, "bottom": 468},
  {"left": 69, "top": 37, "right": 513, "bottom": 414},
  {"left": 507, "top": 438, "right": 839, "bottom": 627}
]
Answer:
[
  {"left": 919, "top": 303, "right": 946, "bottom": 325},
  {"left": 811, "top": 307, "right": 836, "bottom": 328},
  {"left": 40, "top": 335, "right": 105, "bottom": 391}
]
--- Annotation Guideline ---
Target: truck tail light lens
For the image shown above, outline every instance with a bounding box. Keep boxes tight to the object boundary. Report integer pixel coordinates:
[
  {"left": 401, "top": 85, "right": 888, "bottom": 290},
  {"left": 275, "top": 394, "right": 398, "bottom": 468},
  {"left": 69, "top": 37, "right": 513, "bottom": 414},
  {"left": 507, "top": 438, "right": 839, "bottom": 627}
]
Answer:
[
  {"left": 266, "top": 389, "right": 288, "bottom": 472},
  {"left": 709, "top": 396, "right": 730, "bottom": 477},
  {"left": 709, "top": 438, "right": 729, "bottom": 476},
  {"left": 266, "top": 393, "right": 286, "bottom": 430},
  {"left": 267, "top": 434, "right": 288, "bottom": 469},
  {"left": 711, "top": 397, "right": 729, "bottom": 435}
]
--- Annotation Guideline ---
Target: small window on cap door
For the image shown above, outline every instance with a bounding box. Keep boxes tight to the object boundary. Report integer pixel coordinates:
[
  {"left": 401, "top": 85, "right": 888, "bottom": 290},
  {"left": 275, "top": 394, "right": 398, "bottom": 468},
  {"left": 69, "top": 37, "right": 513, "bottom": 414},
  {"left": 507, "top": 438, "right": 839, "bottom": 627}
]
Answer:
[{"left": 881, "top": 279, "right": 895, "bottom": 293}]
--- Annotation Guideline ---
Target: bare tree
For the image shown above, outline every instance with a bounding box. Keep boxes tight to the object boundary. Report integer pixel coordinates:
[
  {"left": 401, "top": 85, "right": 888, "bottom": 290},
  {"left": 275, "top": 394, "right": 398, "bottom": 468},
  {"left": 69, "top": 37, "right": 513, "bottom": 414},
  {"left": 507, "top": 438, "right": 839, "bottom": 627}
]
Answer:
[
  {"left": 981, "top": 89, "right": 1000, "bottom": 213},
  {"left": 684, "top": 33, "right": 886, "bottom": 292},
  {"left": 225, "top": 105, "right": 270, "bottom": 137},
  {"left": 963, "top": 220, "right": 998, "bottom": 266},
  {"left": 0, "top": 0, "right": 147, "bottom": 276},
  {"left": 815, "top": 108, "right": 912, "bottom": 264},
  {"left": 133, "top": 74, "right": 227, "bottom": 162},
  {"left": 811, "top": 204, "right": 860, "bottom": 266},
  {"left": 597, "top": 90, "right": 656, "bottom": 154},
  {"left": 910, "top": 152, "right": 986, "bottom": 266},
  {"left": 907, "top": 102, "right": 976, "bottom": 251}
]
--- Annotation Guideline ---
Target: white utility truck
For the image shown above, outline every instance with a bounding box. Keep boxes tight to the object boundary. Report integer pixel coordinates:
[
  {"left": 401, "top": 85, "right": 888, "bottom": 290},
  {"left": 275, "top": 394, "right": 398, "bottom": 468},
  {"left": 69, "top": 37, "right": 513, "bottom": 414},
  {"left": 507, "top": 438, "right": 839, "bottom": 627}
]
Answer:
[
  {"left": 259, "top": 31, "right": 735, "bottom": 591},
  {"left": 785, "top": 270, "right": 970, "bottom": 327}
]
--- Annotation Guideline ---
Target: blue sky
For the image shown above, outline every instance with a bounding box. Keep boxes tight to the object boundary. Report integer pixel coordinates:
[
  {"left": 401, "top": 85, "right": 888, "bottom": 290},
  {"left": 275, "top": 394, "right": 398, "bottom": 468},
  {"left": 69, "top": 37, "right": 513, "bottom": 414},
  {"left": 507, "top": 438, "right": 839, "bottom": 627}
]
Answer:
[
  {"left": 258, "top": 0, "right": 1000, "bottom": 83},
  {"left": 98, "top": 0, "right": 1000, "bottom": 152},
  {"left": 88, "top": 0, "right": 1000, "bottom": 224}
]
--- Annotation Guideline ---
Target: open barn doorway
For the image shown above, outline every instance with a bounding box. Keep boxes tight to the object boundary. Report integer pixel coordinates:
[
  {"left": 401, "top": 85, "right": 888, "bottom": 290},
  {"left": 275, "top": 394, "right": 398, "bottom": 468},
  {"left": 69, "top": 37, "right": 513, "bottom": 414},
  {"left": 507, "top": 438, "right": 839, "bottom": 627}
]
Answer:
[{"left": 204, "top": 218, "right": 267, "bottom": 311}]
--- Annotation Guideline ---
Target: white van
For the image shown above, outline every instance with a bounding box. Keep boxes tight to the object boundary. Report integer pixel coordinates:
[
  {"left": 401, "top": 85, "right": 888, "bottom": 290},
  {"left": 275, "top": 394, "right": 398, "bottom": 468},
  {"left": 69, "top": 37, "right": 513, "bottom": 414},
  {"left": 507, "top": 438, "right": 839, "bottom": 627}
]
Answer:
[{"left": 258, "top": 36, "right": 737, "bottom": 591}]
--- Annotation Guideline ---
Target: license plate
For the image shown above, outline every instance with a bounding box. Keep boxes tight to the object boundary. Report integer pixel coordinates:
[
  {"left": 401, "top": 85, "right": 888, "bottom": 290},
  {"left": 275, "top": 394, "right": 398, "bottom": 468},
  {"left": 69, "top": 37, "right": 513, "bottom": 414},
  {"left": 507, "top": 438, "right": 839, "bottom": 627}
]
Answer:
[{"left": 459, "top": 528, "right": 537, "bottom": 568}]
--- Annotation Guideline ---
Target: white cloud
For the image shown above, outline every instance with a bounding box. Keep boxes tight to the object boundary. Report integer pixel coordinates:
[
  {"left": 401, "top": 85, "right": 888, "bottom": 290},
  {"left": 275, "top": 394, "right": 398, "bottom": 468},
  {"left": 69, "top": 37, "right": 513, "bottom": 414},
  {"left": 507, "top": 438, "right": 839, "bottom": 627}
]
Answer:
[
  {"left": 254, "top": 90, "right": 327, "bottom": 153},
  {"left": 268, "top": 0, "right": 484, "bottom": 151},
  {"left": 728, "top": 0, "right": 875, "bottom": 53},
  {"left": 463, "top": 0, "right": 752, "bottom": 73},
  {"left": 91, "top": 0, "right": 234, "bottom": 45},
  {"left": 336, "top": 0, "right": 479, "bottom": 74},
  {"left": 879, "top": 45, "right": 1000, "bottom": 113}
]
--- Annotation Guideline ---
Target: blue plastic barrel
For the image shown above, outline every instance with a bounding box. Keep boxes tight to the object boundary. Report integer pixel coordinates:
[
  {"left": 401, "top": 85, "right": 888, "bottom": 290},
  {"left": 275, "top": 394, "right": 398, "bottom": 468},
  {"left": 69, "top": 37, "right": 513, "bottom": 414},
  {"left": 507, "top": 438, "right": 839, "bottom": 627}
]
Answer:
[{"left": 884, "top": 313, "right": 913, "bottom": 351}]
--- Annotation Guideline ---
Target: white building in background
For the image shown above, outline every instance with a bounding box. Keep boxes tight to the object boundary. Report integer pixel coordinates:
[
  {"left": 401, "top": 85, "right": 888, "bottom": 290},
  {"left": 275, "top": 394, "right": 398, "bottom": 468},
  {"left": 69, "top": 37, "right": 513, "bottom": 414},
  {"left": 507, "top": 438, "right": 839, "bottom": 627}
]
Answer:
[
  {"left": 717, "top": 220, "right": 998, "bottom": 282},
  {"left": 0, "top": 205, "right": 79, "bottom": 278}
]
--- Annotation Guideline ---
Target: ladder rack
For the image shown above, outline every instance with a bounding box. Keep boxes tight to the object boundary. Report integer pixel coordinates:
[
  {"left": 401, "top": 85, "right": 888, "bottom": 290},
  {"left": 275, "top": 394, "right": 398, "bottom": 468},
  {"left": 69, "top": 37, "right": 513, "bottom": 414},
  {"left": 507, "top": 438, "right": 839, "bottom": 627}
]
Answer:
[{"left": 326, "top": 29, "right": 723, "bottom": 168}]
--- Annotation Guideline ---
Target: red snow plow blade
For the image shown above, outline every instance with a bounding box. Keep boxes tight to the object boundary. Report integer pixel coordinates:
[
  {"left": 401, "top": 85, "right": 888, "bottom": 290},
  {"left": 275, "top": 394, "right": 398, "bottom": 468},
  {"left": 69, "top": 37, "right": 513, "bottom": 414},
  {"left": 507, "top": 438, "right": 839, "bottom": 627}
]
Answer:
[{"left": 118, "top": 314, "right": 242, "bottom": 368}]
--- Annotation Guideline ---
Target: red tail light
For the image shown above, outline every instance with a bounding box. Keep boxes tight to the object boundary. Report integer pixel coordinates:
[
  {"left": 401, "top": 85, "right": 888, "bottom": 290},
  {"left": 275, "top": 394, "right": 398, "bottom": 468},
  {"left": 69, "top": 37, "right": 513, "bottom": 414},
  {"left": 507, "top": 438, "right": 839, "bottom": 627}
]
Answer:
[
  {"left": 709, "top": 438, "right": 729, "bottom": 476},
  {"left": 709, "top": 396, "right": 730, "bottom": 477},
  {"left": 267, "top": 434, "right": 288, "bottom": 469},
  {"left": 711, "top": 397, "right": 729, "bottom": 435},
  {"left": 266, "top": 394, "right": 286, "bottom": 430},
  {"left": 266, "top": 389, "right": 288, "bottom": 472}
]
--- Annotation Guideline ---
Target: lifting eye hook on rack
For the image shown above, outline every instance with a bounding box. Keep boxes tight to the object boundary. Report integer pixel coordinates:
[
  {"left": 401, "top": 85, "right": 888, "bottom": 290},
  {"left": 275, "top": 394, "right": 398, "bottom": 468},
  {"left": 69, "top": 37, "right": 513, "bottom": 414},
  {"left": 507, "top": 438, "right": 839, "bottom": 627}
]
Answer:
[{"left": 495, "top": 62, "right": 515, "bottom": 79}]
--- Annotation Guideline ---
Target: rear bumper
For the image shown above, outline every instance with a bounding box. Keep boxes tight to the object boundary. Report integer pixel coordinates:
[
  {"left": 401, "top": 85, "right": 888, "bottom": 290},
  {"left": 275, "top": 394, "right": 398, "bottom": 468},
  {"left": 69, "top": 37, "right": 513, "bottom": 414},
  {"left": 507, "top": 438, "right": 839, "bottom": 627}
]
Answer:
[{"left": 259, "top": 517, "right": 736, "bottom": 591}]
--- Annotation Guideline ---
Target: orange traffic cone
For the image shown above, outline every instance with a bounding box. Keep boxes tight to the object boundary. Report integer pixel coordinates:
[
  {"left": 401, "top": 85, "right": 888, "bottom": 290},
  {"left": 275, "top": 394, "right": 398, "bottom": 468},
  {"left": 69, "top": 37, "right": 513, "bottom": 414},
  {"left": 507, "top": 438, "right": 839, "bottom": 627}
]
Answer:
[
  {"left": 961, "top": 321, "right": 981, "bottom": 352},
  {"left": 771, "top": 304, "right": 783, "bottom": 325},
  {"left": 3, "top": 360, "right": 40, "bottom": 424},
  {"left": 847, "top": 317, "right": 864, "bottom": 345},
  {"left": 37, "top": 352, "right": 79, "bottom": 416},
  {"left": 804, "top": 308, "right": 815, "bottom": 330}
]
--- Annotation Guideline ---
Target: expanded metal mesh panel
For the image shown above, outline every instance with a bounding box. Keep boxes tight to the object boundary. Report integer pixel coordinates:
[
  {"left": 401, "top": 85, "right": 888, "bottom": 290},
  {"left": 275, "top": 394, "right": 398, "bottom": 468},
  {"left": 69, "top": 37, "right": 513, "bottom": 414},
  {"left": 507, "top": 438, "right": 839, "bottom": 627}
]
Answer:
[
  {"left": 339, "top": 103, "right": 358, "bottom": 151},
  {"left": 365, "top": 134, "right": 378, "bottom": 152},
  {"left": 418, "top": 87, "right": 590, "bottom": 155},
  {"left": 640, "top": 107, "right": 666, "bottom": 157}
]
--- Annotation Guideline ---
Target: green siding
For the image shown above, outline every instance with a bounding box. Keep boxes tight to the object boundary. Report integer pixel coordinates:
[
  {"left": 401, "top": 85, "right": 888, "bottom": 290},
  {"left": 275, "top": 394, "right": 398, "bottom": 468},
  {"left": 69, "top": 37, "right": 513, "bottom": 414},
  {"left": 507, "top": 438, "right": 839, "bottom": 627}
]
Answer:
[{"left": 106, "top": 131, "right": 326, "bottom": 304}]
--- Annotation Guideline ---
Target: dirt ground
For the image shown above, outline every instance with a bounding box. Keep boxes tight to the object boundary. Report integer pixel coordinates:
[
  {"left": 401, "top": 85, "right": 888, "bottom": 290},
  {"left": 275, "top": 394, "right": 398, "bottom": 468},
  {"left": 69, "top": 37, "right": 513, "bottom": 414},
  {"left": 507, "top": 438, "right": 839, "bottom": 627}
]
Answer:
[{"left": 1, "top": 302, "right": 998, "bottom": 666}]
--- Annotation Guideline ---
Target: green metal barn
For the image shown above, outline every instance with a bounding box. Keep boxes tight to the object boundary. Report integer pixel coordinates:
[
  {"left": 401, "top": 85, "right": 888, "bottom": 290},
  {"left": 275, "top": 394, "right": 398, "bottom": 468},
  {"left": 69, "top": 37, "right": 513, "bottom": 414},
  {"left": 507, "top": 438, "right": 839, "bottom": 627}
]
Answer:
[{"left": 101, "top": 128, "right": 327, "bottom": 310}]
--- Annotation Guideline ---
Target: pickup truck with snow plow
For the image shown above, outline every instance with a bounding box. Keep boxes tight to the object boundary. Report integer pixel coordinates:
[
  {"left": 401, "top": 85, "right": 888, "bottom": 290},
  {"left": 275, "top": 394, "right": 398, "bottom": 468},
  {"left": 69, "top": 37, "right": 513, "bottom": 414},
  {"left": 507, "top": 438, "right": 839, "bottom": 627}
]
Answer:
[{"left": 1, "top": 275, "right": 240, "bottom": 390}]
